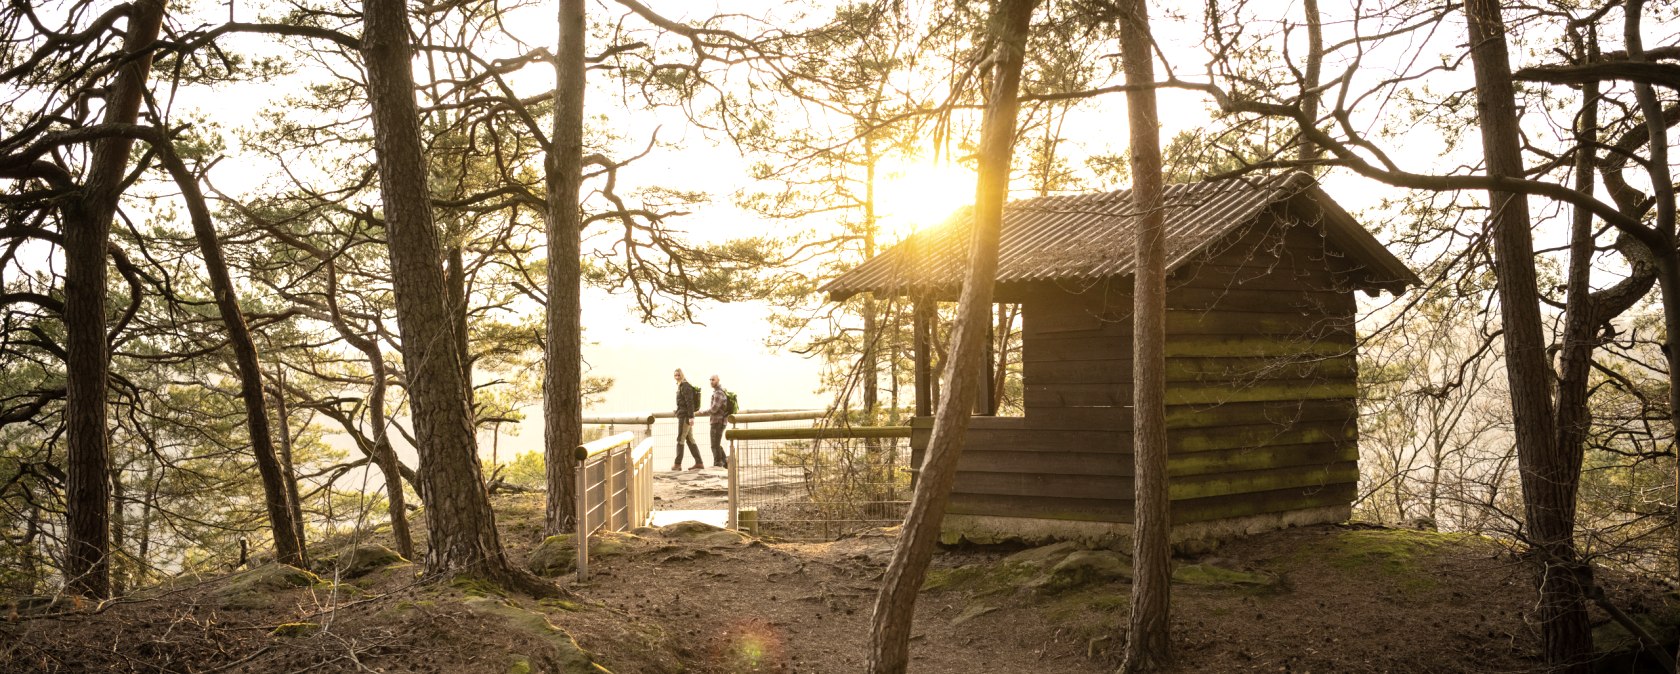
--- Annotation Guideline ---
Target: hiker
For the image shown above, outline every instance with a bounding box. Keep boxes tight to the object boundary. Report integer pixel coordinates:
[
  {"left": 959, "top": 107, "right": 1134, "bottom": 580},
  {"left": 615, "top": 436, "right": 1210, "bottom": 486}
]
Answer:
[
  {"left": 672, "top": 369, "right": 703, "bottom": 471},
  {"left": 705, "top": 374, "right": 731, "bottom": 468}
]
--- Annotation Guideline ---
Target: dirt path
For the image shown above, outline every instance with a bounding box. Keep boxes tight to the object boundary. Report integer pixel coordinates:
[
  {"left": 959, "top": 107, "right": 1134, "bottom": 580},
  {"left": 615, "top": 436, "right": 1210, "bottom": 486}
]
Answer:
[{"left": 653, "top": 465, "right": 729, "bottom": 512}]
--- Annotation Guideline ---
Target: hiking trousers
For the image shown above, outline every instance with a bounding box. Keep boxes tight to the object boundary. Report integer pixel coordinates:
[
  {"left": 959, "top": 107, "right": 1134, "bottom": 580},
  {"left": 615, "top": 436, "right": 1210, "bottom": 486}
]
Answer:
[
  {"left": 675, "top": 417, "right": 701, "bottom": 466},
  {"left": 709, "top": 420, "right": 728, "bottom": 466}
]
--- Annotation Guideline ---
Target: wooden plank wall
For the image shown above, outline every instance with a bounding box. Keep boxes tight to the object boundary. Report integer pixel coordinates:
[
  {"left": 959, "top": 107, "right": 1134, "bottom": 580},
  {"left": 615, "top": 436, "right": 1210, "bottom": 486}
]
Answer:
[{"left": 946, "top": 213, "right": 1362, "bottom": 525}]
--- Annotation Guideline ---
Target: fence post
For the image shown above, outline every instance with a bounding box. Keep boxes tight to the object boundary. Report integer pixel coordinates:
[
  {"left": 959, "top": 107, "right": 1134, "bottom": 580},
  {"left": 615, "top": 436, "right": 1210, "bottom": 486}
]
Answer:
[
  {"left": 727, "top": 433, "right": 739, "bottom": 531},
  {"left": 575, "top": 446, "right": 589, "bottom": 581},
  {"left": 609, "top": 447, "right": 623, "bottom": 530}
]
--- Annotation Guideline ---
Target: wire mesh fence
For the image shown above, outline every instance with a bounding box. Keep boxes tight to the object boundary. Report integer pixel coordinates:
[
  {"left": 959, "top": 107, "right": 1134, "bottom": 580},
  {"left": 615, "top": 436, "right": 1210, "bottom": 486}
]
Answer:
[{"left": 727, "top": 427, "right": 914, "bottom": 541}]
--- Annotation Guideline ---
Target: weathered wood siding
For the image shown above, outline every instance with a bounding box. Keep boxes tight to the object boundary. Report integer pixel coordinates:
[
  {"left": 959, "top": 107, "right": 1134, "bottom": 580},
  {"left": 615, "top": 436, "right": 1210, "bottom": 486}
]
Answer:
[{"left": 946, "top": 212, "right": 1361, "bottom": 525}]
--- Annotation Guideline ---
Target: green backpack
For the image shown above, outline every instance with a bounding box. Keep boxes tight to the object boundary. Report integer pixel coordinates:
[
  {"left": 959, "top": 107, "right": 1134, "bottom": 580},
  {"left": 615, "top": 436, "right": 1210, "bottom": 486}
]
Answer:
[{"left": 725, "top": 390, "right": 739, "bottom": 415}]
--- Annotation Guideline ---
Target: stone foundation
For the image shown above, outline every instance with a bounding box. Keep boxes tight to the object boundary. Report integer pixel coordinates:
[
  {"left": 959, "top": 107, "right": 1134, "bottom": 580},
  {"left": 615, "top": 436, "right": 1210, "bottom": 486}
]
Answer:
[{"left": 939, "top": 504, "right": 1353, "bottom": 552}]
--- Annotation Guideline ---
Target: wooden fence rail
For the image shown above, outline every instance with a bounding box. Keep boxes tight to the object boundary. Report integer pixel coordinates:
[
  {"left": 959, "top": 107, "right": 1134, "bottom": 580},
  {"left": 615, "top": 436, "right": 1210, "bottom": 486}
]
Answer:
[{"left": 574, "top": 432, "right": 655, "bottom": 580}]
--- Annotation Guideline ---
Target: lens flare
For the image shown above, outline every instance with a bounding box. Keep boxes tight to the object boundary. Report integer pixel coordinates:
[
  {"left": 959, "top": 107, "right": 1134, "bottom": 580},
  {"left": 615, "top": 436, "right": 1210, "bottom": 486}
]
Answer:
[{"left": 715, "top": 618, "right": 786, "bottom": 672}]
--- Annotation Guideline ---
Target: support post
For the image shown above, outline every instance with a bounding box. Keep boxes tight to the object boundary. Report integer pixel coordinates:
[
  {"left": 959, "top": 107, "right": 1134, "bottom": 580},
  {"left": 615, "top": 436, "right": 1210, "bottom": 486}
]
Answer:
[
  {"left": 727, "top": 434, "right": 739, "bottom": 530},
  {"left": 913, "top": 296, "right": 932, "bottom": 417},
  {"left": 974, "top": 304, "right": 997, "bottom": 416},
  {"left": 575, "top": 452, "right": 589, "bottom": 581}
]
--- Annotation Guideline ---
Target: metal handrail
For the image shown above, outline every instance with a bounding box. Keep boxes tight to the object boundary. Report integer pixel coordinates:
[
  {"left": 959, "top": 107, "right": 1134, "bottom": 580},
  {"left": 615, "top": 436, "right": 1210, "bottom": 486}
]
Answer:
[
  {"left": 582, "top": 413, "right": 657, "bottom": 426},
  {"left": 726, "top": 426, "right": 911, "bottom": 441},
  {"left": 727, "top": 409, "right": 828, "bottom": 424}
]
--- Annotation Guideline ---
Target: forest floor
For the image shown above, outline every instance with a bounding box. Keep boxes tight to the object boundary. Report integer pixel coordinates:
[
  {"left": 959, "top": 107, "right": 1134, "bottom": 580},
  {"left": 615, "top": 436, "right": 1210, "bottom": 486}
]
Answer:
[{"left": 4, "top": 473, "right": 1679, "bottom": 673}]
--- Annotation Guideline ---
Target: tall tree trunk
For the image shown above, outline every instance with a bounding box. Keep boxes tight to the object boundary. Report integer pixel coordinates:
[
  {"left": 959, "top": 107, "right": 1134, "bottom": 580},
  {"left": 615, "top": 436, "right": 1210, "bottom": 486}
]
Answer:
[
  {"left": 1623, "top": 0, "right": 1680, "bottom": 582},
  {"left": 362, "top": 0, "right": 546, "bottom": 593},
  {"left": 543, "top": 0, "right": 586, "bottom": 536},
  {"left": 62, "top": 0, "right": 166, "bottom": 599},
  {"left": 108, "top": 467, "right": 125, "bottom": 596},
  {"left": 1296, "top": 0, "right": 1323, "bottom": 169},
  {"left": 1118, "top": 0, "right": 1170, "bottom": 670},
  {"left": 157, "top": 141, "right": 305, "bottom": 566},
  {"left": 448, "top": 245, "right": 474, "bottom": 426},
  {"left": 272, "top": 366, "right": 307, "bottom": 555},
  {"left": 1464, "top": 0, "right": 1590, "bottom": 669},
  {"left": 991, "top": 304, "right": 1017, "bottom": 412},
  {"left": 862, "top": 146, "right": 880, "bottom": 418},
  {"left": 866, "top": 1, "right": 1036, "bottom": 671},
  {"left": 369, "top": 389, "right": 416, "bottom": 559}
]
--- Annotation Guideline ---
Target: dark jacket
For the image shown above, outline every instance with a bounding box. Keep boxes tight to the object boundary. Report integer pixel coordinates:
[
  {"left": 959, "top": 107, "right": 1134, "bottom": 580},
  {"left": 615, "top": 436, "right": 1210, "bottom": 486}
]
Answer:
[{"left": 676, "top": 381, "right": 700, "bottom": 418}]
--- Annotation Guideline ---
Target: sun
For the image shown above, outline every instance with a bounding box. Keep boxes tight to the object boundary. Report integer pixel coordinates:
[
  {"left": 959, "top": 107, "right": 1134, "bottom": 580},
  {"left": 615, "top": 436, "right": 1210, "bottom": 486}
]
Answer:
[{"left": 871, "top": 159, "right": 976, "bottom": 243}]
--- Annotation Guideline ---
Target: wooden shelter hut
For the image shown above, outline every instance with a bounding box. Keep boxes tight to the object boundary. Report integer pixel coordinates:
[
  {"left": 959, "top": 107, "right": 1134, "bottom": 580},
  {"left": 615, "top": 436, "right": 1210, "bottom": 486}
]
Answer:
[{"left": 822, "top": 172, "right": 1420, "bottom": 545}]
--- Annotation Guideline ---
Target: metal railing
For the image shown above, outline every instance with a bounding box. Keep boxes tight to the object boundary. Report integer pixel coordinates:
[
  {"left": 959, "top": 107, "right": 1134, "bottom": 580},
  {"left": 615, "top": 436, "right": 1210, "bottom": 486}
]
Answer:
[
  {"left": 581, "top": 409, "right": 827, "bottom": 446},
  {"left": 726, "top": 426, "right": 914, "bottom": 541},
  {"left": 574, "top": 432, "right": 656, "bottom": 579},
  {"left": 581, "top": 414, "right": 657, "bottom": 443}
]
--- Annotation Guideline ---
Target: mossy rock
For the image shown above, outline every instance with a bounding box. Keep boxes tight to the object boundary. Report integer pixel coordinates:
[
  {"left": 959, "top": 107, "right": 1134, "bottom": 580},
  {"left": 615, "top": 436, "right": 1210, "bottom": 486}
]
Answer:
[
  {"left": 921, "top": 561, "right": 1041, "bottom": 597},
  {"left": 1172, "top": 563, "right": 1276, "bottom": 588},
  {"left": 271, "top": 622, "right": 320, "bottom": 638},
  {"left": 1025, "top": 550, "right": 1132, "bottom": 595},
  {"left": 214, "top": 564, "right": 321, "bottom": 609},
  {"left": 1002, "top": 541, "right": 1084, "bottom": 569},
  {"left": 317, "top": 544, "right": 407, "bottom": 579},
  {"left": 527, "top": 532, "right": 639, "bottom": 577},
  {"left": 655, "top": 521, "right": 727, "bottom": 539},
  {"left": 696, "top": 530, "right": 750, "bottom": 546},
  {"left": 463, "top": 597, "right": 606, "bottom": 673}
]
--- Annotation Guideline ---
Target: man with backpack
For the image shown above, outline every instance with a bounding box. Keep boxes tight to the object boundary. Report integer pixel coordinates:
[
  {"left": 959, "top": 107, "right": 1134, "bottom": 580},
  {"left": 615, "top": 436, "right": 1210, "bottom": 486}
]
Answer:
[
  {"left": 672, "top": 369, "right": 703, "bottom": 471},
  {"left": 705, "top": 374, "right": 736, "bottom": 468}
]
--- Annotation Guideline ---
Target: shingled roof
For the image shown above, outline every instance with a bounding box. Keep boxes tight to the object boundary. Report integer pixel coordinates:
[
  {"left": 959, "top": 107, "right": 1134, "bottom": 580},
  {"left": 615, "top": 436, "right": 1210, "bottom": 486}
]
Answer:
[{"left": 822, "top": 172, "right": 1420, "bottom": 301}]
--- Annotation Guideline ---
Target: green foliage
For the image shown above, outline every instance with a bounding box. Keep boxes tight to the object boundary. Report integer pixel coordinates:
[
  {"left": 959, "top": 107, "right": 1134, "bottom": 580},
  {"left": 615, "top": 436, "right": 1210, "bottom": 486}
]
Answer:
[{"left": 500, "top": 451, "right": 548, "bottom": 490}]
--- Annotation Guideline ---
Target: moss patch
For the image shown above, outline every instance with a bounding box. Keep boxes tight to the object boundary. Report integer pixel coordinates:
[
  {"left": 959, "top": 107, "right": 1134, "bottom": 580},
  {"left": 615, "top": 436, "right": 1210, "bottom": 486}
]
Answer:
[
  {"left": 1172, "top": 563, "right": 1276, "bottom": 589},
  {"left": 1305, "top": 527, "right": 1471, "bottom": 593},
  {"left": 920, "top": 562, "right": 1039, "bottom": 598},
  {"left": 450, "top": 574, "right": 512, "bottom": 598},
  {"left": 463, "top": 597, "right": 605, "bottom": 673}
]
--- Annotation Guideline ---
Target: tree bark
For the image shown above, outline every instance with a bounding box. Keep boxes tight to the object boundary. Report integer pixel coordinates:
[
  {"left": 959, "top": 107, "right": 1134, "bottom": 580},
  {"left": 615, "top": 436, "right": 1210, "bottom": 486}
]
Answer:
[
  {"left": 1464, "top": 0, "right": 1591, "bottom": 669},
  {"left": 1623, "top": 0, "right": 1680, "bottom": 583},
  {"left": 863, "top": 152, "right": 880, "bottom": 418},
  {"left": 448, "top": 245, "right": 473, "bottom": 425},
  {"left": 272, "top": 366, "right": 307, "bottom": 556},
  {"left": 543, "top": 0, "right": 587, "bottom": 536},
  {"left": 362, "top": 0, "right": 547, "bottom": 593},
  {"left": 866, "top": 1, "right": 1036, "bottom": 671},
  {"left": 1118, "top": 0, "right": 1170, "bottom": 670},
  {"left": 157, "top": 140, "right": 305, "bottom": 566},
  {"left": 1296, "top": 0, "right": 1324, "bottom": 169},
  {"left": 62, "top": 0, "right": 166, "bottom": 599}
]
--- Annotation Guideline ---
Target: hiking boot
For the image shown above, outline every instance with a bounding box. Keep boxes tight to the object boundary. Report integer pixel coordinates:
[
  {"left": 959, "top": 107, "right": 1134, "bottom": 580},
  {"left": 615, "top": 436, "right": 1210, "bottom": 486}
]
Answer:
[
  {"left": 670, "top": 464, "right": 682, "bottom": 472},
  {"left": 688, "top": 463, "right": 704, "bottom": 471},
  {"left": 713, "top": 459, "right": 728, "bottom": 469}
]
